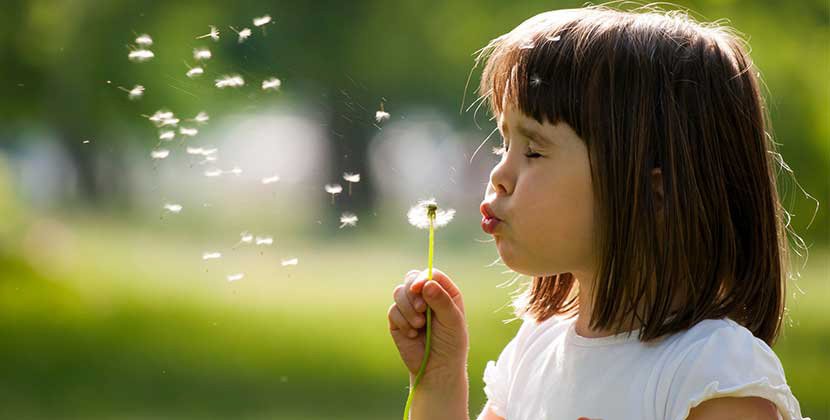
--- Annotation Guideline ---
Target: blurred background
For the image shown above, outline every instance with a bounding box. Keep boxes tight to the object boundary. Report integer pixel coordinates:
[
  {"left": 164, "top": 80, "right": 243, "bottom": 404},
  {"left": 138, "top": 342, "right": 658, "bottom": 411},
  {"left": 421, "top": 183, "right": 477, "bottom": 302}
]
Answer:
[{"left": 0, "top": 0, "right": 827, "bottom": 419}]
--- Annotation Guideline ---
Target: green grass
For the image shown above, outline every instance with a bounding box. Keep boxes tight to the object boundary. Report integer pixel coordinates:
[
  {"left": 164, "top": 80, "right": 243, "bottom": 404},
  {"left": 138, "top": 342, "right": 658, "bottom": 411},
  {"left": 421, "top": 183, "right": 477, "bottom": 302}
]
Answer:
[{"left": 0, "top": 216, "right": 826, "bottom": 419}]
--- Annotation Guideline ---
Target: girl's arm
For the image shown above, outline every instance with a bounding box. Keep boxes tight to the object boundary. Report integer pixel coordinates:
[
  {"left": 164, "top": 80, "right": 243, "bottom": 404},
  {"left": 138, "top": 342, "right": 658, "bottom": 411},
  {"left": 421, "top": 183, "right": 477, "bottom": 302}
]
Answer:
[
  {"left": 407, "top": 366, "right": 470, "bottom": 420},
  {"left": 686, "top": 396, "right": 782, "bottom": 420},
  {"left": 475, "top": 400, "right": 506, "bottom": 420}
]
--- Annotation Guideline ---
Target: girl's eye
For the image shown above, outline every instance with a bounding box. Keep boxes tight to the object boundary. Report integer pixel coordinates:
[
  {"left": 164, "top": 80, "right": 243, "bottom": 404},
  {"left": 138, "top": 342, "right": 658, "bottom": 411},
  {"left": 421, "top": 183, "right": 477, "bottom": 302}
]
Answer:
[{"left": 525, "top": 149, "right": 542, "bottom": 158}]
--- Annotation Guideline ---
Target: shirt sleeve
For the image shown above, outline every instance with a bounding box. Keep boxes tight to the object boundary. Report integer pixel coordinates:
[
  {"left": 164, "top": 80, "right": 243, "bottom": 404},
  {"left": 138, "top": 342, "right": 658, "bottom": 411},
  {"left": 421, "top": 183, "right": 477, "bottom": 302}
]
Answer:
[
  {"left": 664, "top": 323, "right": 808, "bottom": 420},
  {"left": 482, "top": 316, "right": 536, "bottom": 418}
]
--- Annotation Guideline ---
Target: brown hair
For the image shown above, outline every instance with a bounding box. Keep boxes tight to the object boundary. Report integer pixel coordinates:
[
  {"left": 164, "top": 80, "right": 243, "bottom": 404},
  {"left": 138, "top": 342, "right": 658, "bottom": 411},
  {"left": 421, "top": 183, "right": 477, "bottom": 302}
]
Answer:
[{"left": 477, "top": 5, "right": 793, "bottom": 345}]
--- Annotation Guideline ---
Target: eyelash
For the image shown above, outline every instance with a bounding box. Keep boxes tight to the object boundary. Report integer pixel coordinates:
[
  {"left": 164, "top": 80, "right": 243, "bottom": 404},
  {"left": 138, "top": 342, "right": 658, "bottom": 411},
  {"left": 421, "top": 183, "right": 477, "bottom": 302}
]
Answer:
[{"left": 492, "top": 143, "right": 542, "bottom": 159}]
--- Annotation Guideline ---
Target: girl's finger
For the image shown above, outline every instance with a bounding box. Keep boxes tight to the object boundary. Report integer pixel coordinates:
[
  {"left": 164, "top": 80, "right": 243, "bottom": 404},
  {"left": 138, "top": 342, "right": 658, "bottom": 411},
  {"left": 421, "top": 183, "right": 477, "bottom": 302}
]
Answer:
[
  {"left": 394, "top": 285, "right": 425, "bottom": 328},
  {"left": 410, "top": 267, "right": 465, "bottom": 314},
  {"left": 387, "top": 303, "right": 419, "bottom": 338}
]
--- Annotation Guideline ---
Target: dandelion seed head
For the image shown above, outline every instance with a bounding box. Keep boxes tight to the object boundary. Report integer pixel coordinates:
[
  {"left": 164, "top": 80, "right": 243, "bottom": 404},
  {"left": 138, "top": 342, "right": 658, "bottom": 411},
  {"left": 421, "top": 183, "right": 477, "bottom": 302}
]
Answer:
[
  {"left": 186, "top": 67, "right": 204, "bottom": 78},
  {"left": 193, "top": 48, "right": 212, "bottom": 61},
  {"left": 324, "top": 184, "right": 343, "bottom": 195},
  {"left": 179, "top": 127, "right": 198, "bottom": 137},
  {"left": 343, "top": 172, "right": 361, "bottom": 183},
  {"left": 128, "top": 49, "right": 154, "bottom": 62},
  {"left": 215, "top": 74, "right": 245, "bottom": 88},
  {"left": 261, "top": 175, "right": 281, "bottom": 184},
  {"left": 281, "top": 257, "right": 298, "bottom": 266},
  {"left": 375, "top": 110, "right": 390, "bottom": 123},
  {"left": 253, "top": 15, "right": 272, "bottom": 27},
  {"left": 407, "top": 198, "right": 455, "bottom": 229},
  {"left": 261, "top": 77, "right": 282, "bottom": 91},
  {"left": 202, "top": 252, "right": 222, "bottom": 260},
  {"left": 151, "top": 149, "right": 170, "bottom": 159},
  {"left": 128, "top": 85, "right": 145, "bottom": 100},
  {"left": 255, "top": 236, "right": 273, "bottom": 245},
  {"left": 159, "top": 130, "right": 175, "bottom": 141},
  {"left": 135, "top": 34, "right": 153, "bottom": 46},
  {"left": 238, "top": 27, "right": 251, "bottom": 42},
  {"left": 339, "top": 212, "right": 358, "bottom": 228},
  {"left": 163, "top": 203, "right": 183, "bottom": 213},
  {"left": 227, "top": 273, "right": 244, "bottom": 282}
]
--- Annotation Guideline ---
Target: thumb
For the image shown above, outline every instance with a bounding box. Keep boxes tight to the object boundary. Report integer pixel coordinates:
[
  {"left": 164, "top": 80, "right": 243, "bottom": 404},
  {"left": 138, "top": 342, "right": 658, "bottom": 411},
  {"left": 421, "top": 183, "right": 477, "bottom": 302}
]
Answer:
[{"left": 422, "top": 280, "right": 464, "bottom": 328}]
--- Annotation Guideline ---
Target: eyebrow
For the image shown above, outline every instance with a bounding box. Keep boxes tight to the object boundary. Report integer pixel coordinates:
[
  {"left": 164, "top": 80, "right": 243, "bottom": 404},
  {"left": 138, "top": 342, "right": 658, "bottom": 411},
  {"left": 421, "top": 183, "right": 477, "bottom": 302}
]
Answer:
[{"left": 515, "top": 123, "right": 551, "bottom": 145}]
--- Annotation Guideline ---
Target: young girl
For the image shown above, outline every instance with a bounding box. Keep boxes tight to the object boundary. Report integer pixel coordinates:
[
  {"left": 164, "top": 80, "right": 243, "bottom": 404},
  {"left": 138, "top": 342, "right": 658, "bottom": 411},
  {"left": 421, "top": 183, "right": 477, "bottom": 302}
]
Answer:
[{"left": 387, "top": 5, "right": 809, "bottom": 420}]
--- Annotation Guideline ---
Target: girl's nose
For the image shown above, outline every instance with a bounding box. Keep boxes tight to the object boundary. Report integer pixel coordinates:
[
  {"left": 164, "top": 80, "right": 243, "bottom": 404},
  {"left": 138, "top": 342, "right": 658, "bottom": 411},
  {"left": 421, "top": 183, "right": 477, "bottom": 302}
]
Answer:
[{"left": 489, "top": 159, "right": 514, "bottom": 196}]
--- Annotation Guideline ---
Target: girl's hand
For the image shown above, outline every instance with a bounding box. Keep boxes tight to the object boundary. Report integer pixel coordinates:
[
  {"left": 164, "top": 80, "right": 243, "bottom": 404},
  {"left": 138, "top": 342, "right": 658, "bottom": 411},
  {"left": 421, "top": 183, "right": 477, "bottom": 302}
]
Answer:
[{"left": 387, "top": 267, "right": 469, "bottom": 382}]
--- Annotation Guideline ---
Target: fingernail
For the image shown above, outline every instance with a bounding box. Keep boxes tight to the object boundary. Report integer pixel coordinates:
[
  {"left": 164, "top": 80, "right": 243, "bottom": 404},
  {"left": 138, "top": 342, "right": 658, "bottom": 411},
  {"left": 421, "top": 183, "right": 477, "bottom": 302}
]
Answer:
[
  {"left": 414, "top": 298, "right": 425, "bottom": 311},
  {"left": 426, "top": 282, "right": 439, "bottom": 297}
]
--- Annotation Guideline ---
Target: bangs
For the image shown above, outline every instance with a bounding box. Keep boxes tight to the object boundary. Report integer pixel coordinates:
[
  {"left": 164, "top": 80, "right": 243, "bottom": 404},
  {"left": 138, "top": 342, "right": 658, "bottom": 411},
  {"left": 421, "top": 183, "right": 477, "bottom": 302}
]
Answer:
[{"left": 477, "top": 9, "right": 611, "bottom": 133}]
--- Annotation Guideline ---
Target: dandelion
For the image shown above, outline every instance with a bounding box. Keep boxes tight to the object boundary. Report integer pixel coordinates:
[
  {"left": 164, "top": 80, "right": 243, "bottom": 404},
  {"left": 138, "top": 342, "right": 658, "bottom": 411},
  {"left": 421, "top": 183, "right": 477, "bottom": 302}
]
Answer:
[
  {"left": 402, "top": 198, "right": 455, "bottom": 420},
  {"left": 193, "top": 48, "right": 212, "bottom": 61},
  {"left": 159, "top": 130, "right": 175, "bottom": 141},
  {"left": 227, "top": 273, "right": 244, "bottom": 282},
  {"left": 196, "top": 25, "right": 220, "bottom": 41},
  {"left": 151, "top": 149, "right": 170, "bottom": 159},
  {"left": 255, "top": 236, "right": 273, "bottom": 245},
  {"left": 215, "top": 74, "right": 245, "bottom": 88},
  {"left": 179, "top": 127, "right": 198, "bottom": 137},
  {"left": 230, "top": 26, "right": 252, "bottom": 43},
  {"left": 262, "top": 77, "right": 281, "bottom": 91},
  {"left": 135, "top": 34, "right": 153, "bottom": 46},
  {"left": 342, "top": 172, "right": 360, "bottom": 196},
  {"left": 204, "top": 169, "right": 223, "bottom": 177},
  {"left": 192, "top": 111, "right": 210, "bottom": 124},
  {"left": 163, "top": 203, "right": 183, "bottom": 213},
  {"left": 202, "top": 252, "right": 222, "bottom": 260},
  {"left": 281, "top": 257, "right": 298, "bottom": 266},
  {"left": 253, "top": 15, "right": 272, "bottom": 27},
  {"left": 261, "top": 175, "right": 281, "bottom": 184},
  {"left": 339, "top": 212, "right": 358, "bottom": 228},
  {"left": 375, "top": 102, "right": 390, "bottom": 123},
  {"left": 128, "top": 48, "right": 154, "bottom": 62},
  {"left": 186, "top": 66, "right": 204, "bottom": 78},
  {"left": 324, "top": 183, "right": 342, "bottom": 204}
]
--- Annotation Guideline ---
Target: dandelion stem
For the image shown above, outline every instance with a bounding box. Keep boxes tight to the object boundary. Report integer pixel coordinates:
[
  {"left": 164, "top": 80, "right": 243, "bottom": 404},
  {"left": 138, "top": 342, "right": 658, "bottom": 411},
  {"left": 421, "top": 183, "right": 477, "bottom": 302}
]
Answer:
[{"left": 403, "top": 213, "right": 435, "bottom": 420}]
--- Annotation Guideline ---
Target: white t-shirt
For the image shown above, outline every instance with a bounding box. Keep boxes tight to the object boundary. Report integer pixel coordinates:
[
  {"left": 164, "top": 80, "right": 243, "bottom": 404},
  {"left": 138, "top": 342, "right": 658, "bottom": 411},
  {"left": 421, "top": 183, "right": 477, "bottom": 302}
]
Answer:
[{"left": 482, "top": 314, "right": 808, "bottom": 420}]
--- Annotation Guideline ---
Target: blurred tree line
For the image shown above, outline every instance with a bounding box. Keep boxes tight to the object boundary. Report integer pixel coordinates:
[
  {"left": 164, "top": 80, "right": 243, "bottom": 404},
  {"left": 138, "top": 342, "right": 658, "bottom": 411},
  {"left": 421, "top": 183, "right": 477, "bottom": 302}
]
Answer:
[{"left": 0, "top": 0, "right": 827, "bottom": 242}]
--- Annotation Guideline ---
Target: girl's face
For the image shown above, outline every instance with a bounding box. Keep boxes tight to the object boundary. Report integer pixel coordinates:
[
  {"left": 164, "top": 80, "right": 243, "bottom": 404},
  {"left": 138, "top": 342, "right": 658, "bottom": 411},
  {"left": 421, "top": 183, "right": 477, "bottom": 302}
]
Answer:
[{"left": 481, "top": 106, "right": 597, "bottom": 278}]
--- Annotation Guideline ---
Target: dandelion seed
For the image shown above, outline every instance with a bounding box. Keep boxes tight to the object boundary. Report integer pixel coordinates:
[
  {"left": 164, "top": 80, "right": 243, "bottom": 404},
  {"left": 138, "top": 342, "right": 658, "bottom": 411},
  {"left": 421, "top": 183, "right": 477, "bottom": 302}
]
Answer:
[
  {"left": 240, "top": 232, "right": 254, "bottom": 243},
  {"left": 135, "top": 34, "right": 153, "bottom": 46},
  {"left": 147, "top": 110, "right": 174, "bottom": 124},
  {"left": 128, "top": 49, "right": 154, "bottom": 62},
  {"left": 202, "top": 155, "right": 218, "bottom": 163},
  {"left": 196, "top": 25, "right": 220, "bottom": 41},
  {"left": 407, "top": 198, "right": 455, "bottom": 229},
  {"left": 343, "top": 172, "right": 360, "bottom": 195},
  {"left": 261, "top": 175, "right": 281, "bottom": 184},
  {"left": 324, "top": 183, "right": 342, "bottom": 204},
  {"left": 186, "top": 66, "right": 204, "bottom": 78},
  {"left": 204, "top": 169, "right": 223, "bottom": 177},
  {"left": 126, "top": 85, "right": 145, "bottom": 100},
  {"left": 192, "top": 111, "right": 209, "bottom": 124},
  {"left": 186, "top": 147, "right": 205, "bottom": 155},
  {"left": 253, "top": 15, "right": 272, "bottom": 27},
  {"left": 151, "top": 149, "right": 170, "bottom": 159},
  {"left": 529, "top": 74, "right": 542, "bottom": 87},
  {"left": 255, "top": 236, "right": 273, "bottom": 245},
  {"left": 202, "top": 252, "right": 222, "bottom": 260},
  {"left": 193, "top": 48, "right": 212, "bottom": 61},
  {"left": 163, "top": 203, "right": 183, "bottom": 213},
  {"left": 201, "top": 148, "right": 218, "bottom": 156},
  {"left": 159, "top": 130, "right": 175, "bottom": 141},
  {"left": 545, "top": 34, "right": 561, "bottom": 42},
  {"left": 160, "top": 117, "right": 180, "bottom": 127},
  {"left": 262, "top": 77, "right": 281, "bottom": 91},
  {"left": 228, "top": 166, "right": 243, "bottom": 175},
  {"left": 281, "top": 257, "right": 298, "bottom": 266},
  {"left": 238, "top": 27, "right": 251, "bottom": 42},
  {"left": 375, "top": 102, "right": 390, "bottom": 123},
  {"left": 82, "top": 139, "right": 91, "bottom": 144},
  {"left": 339, "top": 212, "right": 358, "bottom": 228},
  {"left": 179, "top": 127, "right": 198, "bottom": 137},
  {"left": 519, "top": 39, "right": 535, "bottom": 49},
  {"left": 227, "top": 273, "right": 244, "bottom": 282},
  {"left": 492, "top": 146, "right": 505, "bottom": 156},
  {"left": 215, "top": 74, "right": 245, "bottom": 88}
]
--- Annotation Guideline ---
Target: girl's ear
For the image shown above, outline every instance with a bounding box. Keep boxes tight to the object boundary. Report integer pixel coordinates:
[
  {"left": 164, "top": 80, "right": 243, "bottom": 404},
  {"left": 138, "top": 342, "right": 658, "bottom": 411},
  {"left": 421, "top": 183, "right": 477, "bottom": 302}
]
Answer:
[{"left": 651, "top": 167, "right": 664, "bottom": 214}]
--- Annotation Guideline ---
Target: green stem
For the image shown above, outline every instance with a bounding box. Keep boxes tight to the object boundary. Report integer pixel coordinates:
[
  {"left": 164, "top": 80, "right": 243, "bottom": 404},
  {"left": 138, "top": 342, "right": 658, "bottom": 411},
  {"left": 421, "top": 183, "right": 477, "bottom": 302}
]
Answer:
[{"left": 403, "top": 216, "right": 435, "bottom": 420}]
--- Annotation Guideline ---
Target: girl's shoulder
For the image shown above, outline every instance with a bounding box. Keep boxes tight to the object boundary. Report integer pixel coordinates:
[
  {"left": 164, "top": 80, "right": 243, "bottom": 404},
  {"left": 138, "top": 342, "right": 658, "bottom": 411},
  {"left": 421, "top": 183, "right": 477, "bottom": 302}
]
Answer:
[{"left": 655, "top": 317, "right": 807, "bottom": 420}]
